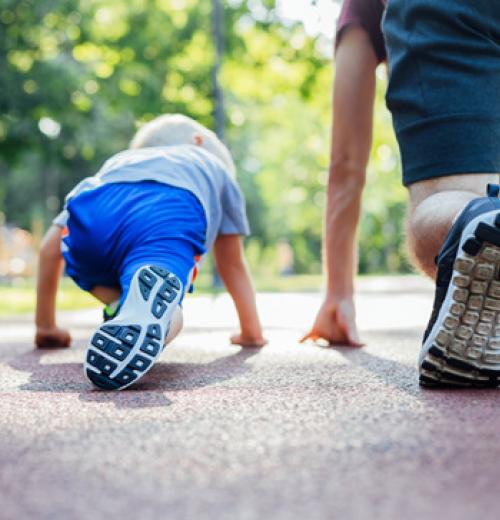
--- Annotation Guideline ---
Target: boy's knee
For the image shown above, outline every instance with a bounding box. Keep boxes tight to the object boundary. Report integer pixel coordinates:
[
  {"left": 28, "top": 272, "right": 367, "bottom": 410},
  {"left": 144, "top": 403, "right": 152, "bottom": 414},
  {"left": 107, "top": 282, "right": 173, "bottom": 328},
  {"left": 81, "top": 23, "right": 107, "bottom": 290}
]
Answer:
[{"left": 165, "top": 305, "right": 183, "bottom": 344}]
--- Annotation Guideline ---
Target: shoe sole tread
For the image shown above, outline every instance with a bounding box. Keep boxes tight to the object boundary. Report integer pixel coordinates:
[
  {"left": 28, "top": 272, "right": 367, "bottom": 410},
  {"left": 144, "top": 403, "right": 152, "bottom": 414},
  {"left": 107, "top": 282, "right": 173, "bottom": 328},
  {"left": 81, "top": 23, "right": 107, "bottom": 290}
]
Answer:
[
  {"left": 420, "top": 213, "right": 500, "bottom": 388},
  {"left": 85, "top": 265, "right": 182, "bottom": 390}
]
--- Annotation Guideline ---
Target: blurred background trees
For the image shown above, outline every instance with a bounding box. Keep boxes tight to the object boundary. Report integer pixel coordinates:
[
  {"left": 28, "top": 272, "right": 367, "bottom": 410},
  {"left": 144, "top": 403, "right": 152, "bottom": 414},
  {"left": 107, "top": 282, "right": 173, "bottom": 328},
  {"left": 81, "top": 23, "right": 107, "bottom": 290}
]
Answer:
[{"left": 0, "top": 0, "right": 411, "bottom": 280}]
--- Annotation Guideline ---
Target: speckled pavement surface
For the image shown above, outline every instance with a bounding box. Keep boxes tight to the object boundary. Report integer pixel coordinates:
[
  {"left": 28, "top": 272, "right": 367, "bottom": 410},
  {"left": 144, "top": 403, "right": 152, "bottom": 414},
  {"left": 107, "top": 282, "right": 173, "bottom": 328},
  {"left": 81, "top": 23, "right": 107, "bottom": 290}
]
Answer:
[{"left": 1, "top": 276, "right": 500, "bottom": 520}]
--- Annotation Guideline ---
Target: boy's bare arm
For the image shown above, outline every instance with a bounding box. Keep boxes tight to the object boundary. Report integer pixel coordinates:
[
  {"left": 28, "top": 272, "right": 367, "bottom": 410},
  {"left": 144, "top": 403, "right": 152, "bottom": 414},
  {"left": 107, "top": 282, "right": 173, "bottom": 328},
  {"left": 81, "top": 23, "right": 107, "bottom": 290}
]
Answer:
[
  {"left": 35, "top": 225, "right": 71, "bottom": 349},
  {"left": 213, "top": 234, "right": 266, "bottom": 347}
]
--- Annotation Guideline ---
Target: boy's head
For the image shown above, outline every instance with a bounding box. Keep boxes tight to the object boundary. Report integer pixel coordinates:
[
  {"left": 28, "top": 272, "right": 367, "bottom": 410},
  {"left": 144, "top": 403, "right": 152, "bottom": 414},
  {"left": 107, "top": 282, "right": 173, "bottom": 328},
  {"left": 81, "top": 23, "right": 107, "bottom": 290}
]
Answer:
[{"left": 130, "top": 114, "right": 236, "bottom": 177}]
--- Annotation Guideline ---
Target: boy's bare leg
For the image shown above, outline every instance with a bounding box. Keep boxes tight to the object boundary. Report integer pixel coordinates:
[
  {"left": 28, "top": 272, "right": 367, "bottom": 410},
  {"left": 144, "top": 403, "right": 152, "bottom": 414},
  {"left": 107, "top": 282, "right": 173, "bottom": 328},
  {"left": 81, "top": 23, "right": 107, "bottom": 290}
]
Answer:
[
  {"left": 407, "top": 174, "right": 500, "bottom": 278},
  {"left": 90, "top": 285, "right": 122, "bottom": 305},
  {"left": 90, "top": 286, "right": 121, "bottom": 305},
  {"left": 165, "top": 306, "right": 183, "bottom": 344},
  {"left": 91, "top": 285, "right": 183, "bottom": 344}
]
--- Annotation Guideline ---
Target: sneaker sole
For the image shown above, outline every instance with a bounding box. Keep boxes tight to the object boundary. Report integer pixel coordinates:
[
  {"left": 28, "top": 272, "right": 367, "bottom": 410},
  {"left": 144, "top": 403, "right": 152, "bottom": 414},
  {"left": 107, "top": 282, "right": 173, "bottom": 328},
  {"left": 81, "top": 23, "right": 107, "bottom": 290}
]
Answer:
[
  {"left": 84, "top": 265, "right": 183, "bottom": 390},
  {"left": 420, "top": 210, "right": 500, "bottom": 388}
]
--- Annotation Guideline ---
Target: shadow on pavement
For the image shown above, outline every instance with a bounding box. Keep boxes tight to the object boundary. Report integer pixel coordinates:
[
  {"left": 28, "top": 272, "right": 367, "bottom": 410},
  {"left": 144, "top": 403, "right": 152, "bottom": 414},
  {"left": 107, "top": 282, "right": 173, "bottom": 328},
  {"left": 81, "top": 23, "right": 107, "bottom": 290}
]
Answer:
[
  {"left": 328, "top": 339, "right": 500, "bottom": 400},
  {"left": 8, "top": 347, "right": 260, "bottom": 409},
  {"left": 333, "top": 346, "right": 418, "bottom": 395}
]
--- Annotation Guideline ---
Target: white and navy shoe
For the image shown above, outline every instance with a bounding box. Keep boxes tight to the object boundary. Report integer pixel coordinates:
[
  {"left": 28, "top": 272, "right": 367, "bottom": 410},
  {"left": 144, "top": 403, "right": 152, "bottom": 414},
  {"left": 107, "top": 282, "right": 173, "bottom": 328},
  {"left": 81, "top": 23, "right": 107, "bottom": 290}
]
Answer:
[
  {"left": 84, "top": 265, "right": 183, "bottom": 390},
  {"left": 420, "top": 184, "right": 500, "bottom": 387}
]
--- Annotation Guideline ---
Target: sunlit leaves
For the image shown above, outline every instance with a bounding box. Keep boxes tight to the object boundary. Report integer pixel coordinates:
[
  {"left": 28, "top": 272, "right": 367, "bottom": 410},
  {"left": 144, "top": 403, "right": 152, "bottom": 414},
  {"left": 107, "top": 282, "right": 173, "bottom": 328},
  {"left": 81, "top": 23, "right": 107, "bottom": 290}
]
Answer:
[
  {"left": 119, "top": 78, "right": 141, "bottom": 96},
  {"left": 91, "top": 6, "right": 129, "bottom": 40},
  {"left": 0, "top": 0, "right": 410, "bottom": 275},
  {"left": 71, "top": 91, "right": 92, "bottom": 111},
  {"left": 7, "top": 50, "right": 34, "bottom": 73}
]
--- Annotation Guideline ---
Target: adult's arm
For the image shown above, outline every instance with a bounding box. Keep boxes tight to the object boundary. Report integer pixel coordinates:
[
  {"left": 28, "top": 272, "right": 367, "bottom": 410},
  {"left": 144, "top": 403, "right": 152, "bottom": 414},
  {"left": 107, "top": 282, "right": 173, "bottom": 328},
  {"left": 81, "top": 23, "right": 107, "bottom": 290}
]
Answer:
[{"left": 302, "top": 26, "right": 378, "bottom": 345}]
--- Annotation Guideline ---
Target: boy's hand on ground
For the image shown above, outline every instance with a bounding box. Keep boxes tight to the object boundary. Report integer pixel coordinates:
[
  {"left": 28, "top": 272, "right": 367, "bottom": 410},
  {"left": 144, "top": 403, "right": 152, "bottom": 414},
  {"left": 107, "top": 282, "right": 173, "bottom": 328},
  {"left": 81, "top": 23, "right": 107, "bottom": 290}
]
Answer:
[
  {"left": 35, "top": 327, "right": 71, "bottom": 349},
  {"left": 300, "top": 297, "right": 363, "bottom": 347},
  {"left": 230, "top": 333, "right": 268, "bottom": 348}
]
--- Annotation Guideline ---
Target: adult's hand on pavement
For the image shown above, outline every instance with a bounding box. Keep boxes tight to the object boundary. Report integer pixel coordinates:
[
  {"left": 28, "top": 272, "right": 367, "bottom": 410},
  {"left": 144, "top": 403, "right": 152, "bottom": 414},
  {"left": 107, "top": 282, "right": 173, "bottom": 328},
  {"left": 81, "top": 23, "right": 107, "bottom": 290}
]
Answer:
[
  {"left": 230, "top": 333, "right": 268, "bottom": 348},
  {"left": 301, "top": 297, "right": 363, "bottom": 347}
]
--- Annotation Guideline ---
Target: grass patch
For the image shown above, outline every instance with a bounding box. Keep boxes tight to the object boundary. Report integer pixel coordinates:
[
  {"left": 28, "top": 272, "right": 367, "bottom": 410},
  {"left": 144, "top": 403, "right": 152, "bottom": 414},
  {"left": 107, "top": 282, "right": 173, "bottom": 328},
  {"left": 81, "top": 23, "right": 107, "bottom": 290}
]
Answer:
[
  {"left": 0, "top": 274, "right": 325, "bottom": 317},
  {"left": 0, "top": 283, "right": 98, "bottom": 316},
  {"left": 194, "top": 271, "right": 323, "bottom": 293}
]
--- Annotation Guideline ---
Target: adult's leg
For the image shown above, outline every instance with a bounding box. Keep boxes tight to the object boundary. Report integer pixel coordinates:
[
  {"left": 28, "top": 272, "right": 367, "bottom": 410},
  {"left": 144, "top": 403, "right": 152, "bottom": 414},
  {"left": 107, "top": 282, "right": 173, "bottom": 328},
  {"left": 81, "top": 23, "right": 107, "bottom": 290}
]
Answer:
[
  {"left": 384, "top": 0, "right": 500, "bottom": 274},
  {"left": 383, "top": 0, "right": 500, "bottom": 191},
  {"left": 407, "top": 174, "right": 500, "bottom": 278},
  {"left": 384, "top": 0, "right": 500, "bottom": 385}
]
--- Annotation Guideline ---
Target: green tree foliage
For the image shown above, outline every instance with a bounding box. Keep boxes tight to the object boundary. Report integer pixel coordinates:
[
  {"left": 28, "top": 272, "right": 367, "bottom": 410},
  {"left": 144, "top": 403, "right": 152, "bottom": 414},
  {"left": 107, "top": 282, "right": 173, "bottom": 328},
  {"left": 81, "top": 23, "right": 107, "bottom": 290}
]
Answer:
[{"left": 0, "top": 0, "right": 410, "bottom": 275}]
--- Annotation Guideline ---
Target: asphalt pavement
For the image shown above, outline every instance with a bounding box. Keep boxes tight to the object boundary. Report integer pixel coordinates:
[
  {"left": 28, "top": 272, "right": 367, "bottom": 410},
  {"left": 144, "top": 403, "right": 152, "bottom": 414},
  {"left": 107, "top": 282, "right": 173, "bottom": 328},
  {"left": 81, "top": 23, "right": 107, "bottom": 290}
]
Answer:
[{"left": 1, "top": 275, "right": 499, "bottom": 520}]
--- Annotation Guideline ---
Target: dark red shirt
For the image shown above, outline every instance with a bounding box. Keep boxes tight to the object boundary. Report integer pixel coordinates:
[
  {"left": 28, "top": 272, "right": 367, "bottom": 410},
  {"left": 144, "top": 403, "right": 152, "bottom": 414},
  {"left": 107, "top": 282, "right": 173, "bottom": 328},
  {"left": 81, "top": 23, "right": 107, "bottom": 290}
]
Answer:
[{"left": 336, "top": 0, "right": 387, "bottom": 63}]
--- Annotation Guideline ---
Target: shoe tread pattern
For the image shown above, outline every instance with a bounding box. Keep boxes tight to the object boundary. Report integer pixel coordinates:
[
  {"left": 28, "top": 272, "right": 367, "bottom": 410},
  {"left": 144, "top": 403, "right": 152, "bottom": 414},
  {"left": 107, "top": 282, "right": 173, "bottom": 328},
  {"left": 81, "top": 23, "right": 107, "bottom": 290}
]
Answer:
[
  {"left": 421, "top": 217, "right": 500, "bottom": 388},
  {"left": 151, "top": 271, "right": 181, "bottom": 318},
  {"left": 86, "top": 266, "right": 181, "bottom": 390}
]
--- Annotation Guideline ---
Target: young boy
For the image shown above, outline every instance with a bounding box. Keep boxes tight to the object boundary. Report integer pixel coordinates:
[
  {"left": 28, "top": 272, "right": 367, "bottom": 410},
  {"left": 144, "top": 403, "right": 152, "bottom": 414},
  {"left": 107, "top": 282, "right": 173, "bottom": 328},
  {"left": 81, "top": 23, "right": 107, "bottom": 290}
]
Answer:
[{"left": 35, "top": 114, "right": 266, "bottom": 390}]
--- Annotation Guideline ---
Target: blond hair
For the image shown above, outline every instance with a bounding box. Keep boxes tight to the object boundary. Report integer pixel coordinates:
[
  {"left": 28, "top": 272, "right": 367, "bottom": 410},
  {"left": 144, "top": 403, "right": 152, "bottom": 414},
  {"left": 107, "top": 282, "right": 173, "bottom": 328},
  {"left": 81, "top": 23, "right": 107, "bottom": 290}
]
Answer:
[{"left": 130, "top": 114, "right": 236, "bottom": 177}]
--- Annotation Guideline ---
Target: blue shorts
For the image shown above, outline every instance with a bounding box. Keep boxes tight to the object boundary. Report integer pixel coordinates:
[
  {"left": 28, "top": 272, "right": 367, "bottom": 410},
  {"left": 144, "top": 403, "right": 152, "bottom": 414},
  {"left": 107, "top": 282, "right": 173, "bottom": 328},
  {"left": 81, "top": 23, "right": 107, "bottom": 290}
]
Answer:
[{"left": 62, "top": 182, "right": 207, "bottom": 302}]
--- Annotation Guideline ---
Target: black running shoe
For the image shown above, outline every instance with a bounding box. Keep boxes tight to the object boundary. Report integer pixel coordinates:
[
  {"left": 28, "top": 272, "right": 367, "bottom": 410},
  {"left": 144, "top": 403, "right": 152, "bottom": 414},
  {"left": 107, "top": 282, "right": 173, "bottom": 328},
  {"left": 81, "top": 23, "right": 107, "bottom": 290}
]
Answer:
[
  {"left": 420, "top": 184, "right": 500, "bottom": 387},
  {"left": 85, "top": 265, "right": 182, "bottom": 390}
]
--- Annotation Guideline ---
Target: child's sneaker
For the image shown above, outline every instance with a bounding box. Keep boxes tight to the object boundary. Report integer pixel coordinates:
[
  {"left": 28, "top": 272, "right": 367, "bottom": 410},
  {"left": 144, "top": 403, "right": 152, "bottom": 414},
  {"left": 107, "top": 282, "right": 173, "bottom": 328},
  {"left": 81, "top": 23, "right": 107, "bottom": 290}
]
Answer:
[
  {"left": 102, "top": 300, "right": 120, "bottom": 322},
  {"left": 420, "top": 184, "right": 500, "bottom": 387},
  {"left": 85, "top": 265, "right": 183, "bottom": 390}
]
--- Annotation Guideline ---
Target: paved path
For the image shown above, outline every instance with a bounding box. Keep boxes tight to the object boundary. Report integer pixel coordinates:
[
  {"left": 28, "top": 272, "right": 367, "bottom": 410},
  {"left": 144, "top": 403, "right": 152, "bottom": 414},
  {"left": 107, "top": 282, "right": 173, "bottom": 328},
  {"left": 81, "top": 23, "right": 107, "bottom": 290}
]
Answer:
[{"left": 1, "top": 276, "right": 499, "bottom": 520}]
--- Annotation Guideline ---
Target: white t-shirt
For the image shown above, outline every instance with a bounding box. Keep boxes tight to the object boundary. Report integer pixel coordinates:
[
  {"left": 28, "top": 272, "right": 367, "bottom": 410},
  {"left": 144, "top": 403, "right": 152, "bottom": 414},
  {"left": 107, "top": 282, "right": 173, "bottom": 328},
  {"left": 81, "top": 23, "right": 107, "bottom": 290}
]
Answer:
[{"left": 54, "top": 145, "right": 250, "bottom": 250}]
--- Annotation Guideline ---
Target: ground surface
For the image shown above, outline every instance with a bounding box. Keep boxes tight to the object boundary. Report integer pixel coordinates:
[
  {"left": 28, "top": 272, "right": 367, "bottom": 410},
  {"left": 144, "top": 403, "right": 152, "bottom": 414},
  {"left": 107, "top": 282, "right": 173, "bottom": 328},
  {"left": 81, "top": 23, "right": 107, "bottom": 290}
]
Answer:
[{"left": 1, "top": 275, "right": 499, "bottom": 520}]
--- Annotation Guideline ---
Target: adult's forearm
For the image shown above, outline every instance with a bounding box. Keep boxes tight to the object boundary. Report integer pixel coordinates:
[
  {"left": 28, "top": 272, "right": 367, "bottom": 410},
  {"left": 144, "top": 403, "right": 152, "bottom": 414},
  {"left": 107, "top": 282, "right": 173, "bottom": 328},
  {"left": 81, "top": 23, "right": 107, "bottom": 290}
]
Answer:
[
  {"left": 322, "top": 27, "right": 378, "bottom": 300},
  {"left": 323, "top": 164, "right": 365, "bottom": 298}
]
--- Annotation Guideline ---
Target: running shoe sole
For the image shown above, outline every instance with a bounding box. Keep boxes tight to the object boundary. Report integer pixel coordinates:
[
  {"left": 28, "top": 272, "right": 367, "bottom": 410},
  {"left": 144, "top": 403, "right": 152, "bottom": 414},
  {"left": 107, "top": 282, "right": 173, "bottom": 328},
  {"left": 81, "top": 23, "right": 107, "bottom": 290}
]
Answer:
[
  {"left": 420, "top": 210, "right": 500, "bottom": 388},
  {"left": 84, "top": 265, "right": 182, "bottom": 390}
]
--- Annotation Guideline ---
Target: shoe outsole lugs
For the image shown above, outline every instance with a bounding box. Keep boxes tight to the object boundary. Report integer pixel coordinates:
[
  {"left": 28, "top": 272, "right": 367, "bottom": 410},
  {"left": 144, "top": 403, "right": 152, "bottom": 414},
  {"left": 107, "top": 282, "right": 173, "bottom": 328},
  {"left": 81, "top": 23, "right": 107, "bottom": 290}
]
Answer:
[
  {"left": 84, "top": 265, "right": 182, "bottom": 390},
  {"left": 420, "top": 212, "right": 500, "bottom": 388}
]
